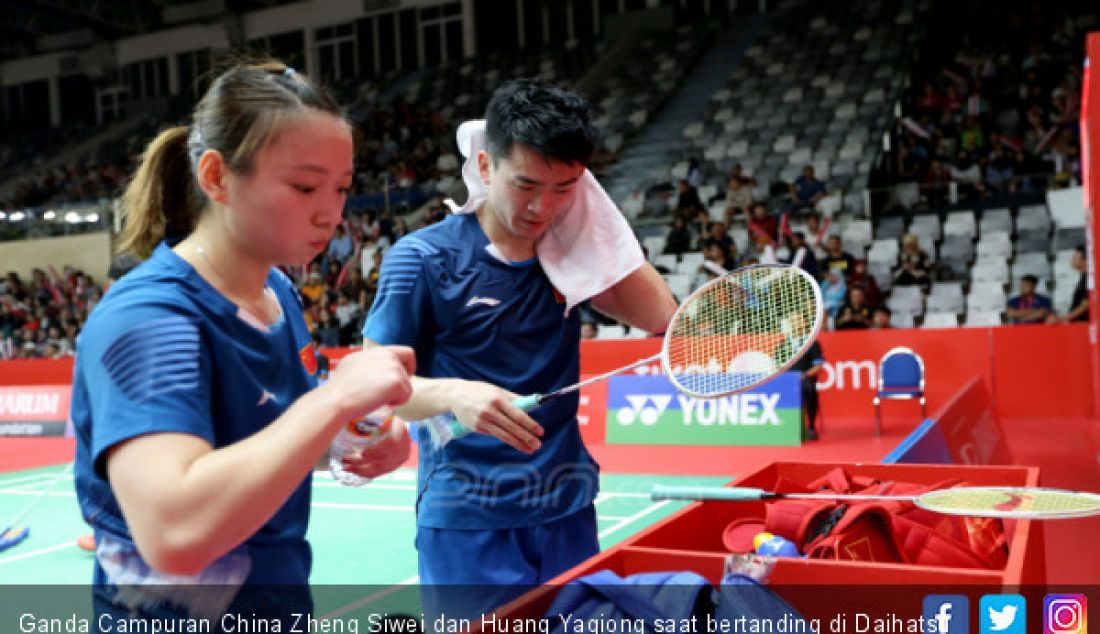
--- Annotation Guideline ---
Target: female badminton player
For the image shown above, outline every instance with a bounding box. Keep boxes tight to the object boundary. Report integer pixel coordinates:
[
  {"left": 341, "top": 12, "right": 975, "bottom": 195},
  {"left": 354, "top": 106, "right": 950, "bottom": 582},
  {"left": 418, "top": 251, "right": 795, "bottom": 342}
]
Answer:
[{"left": 69, "top": 60, "right": 415, "bottom": 623}]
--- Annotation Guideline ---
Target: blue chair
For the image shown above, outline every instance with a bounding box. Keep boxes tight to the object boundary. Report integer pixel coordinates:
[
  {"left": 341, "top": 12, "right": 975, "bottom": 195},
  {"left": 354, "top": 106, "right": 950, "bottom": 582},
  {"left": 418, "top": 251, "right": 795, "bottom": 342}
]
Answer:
[{"left": 873, "top": 346, "right": 926, "bottom": 436}]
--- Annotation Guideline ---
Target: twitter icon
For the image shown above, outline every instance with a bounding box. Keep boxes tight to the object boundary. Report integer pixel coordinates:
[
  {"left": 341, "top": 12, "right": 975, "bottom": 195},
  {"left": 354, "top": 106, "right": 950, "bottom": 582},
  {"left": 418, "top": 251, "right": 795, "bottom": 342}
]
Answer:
[{"left": 982, "top": 594, "right": 1026, "bottom": 634}]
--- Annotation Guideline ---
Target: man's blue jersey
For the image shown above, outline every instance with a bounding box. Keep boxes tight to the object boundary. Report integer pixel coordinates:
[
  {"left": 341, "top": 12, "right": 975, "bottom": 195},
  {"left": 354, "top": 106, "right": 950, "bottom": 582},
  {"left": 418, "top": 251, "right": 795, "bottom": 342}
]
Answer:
[
  {"left": 71, "top": 242, "right": 319, "bottom": 586},
  {"left": 363, "top": 213, "right": 597, "bottom": 529}
]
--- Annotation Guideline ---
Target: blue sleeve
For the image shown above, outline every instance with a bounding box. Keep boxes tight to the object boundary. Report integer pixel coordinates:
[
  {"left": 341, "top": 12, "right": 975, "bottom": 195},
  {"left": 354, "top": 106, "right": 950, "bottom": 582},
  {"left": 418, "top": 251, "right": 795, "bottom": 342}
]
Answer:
[
  {"left": 1037, "top": 296, "right": 1053, "bottom": 311},
  {"left": 362, "top": 237, "right": 434, "bottom": 347},
  {"left": 78, "top": 301, "right": 214, "bottom": 476}
]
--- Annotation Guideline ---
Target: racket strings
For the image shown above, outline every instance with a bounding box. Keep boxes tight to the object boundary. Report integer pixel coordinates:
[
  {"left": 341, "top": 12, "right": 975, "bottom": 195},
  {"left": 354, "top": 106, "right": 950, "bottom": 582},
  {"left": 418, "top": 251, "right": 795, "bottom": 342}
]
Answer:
[
  {"left": 666, "top": 267, "right": 820, "bottom": 397},
  {"left": 917, "top": 487, "right": 1100, "bottom": 518}
]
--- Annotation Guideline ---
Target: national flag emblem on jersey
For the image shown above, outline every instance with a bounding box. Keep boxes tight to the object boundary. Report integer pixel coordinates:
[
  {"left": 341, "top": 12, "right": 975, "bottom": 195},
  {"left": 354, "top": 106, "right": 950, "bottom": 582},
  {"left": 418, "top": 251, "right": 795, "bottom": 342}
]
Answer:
[{"left": 299, "top": 343, "right": 318, "bottom": 376}]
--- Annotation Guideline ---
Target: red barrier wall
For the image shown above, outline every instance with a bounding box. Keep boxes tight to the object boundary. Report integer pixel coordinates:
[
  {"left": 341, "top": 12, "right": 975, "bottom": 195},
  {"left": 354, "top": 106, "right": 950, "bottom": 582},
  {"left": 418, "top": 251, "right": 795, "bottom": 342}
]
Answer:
[
  {"left": 0, "top": 325, "right": 1090, "bottom": 419},
  {"left": 1085, "top": 33, "right": 1100, "bottom": 415}
]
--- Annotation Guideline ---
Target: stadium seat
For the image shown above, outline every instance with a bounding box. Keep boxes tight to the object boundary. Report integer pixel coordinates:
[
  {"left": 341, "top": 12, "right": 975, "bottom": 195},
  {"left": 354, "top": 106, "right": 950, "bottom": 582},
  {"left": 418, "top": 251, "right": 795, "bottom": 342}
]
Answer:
[
  {"left": 944, "top": 211, "right": 977, "bottom": 240},
  {"left": 1048, "top": 187, "right": 1086, "bottom": 228},
  {"left": 979, "top": 208, "right": 1013, "bottom": 234},
  {"left": 873, "top": 347, "right": 927, "bottom": 436},
  {"left": 964, "top": 311, "right": 1003, "bottom": 327},
  {"left": 922, "top": 312, "right": 959, "bottom": 329},
  {"left": 926, "top": 293, "right": 963, "bottom": 313}
]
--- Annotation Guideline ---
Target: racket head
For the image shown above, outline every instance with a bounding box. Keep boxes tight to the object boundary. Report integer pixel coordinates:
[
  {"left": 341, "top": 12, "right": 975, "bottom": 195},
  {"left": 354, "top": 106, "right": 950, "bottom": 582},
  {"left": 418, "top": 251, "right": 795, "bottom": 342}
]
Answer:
[
  {"left": 915, "top": 486, "right": 1100, "bottom": 519},
  {"left": 661, "top": 264, "right": 824, "bottom": 398}
]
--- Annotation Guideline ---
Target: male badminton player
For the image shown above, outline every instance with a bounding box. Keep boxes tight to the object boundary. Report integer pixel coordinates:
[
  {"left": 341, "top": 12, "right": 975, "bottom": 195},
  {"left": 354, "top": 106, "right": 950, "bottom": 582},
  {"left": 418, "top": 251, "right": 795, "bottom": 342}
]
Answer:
[{"left": 360, "top": 79, "right": 676, "bottom": 618}]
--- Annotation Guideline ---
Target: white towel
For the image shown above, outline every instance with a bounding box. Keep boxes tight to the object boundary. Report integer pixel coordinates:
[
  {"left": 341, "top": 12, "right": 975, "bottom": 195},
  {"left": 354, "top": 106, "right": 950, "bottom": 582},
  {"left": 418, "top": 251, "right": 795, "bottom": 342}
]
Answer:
[{"left": 444, "top": 120, "right": 644, "bottom": 314}]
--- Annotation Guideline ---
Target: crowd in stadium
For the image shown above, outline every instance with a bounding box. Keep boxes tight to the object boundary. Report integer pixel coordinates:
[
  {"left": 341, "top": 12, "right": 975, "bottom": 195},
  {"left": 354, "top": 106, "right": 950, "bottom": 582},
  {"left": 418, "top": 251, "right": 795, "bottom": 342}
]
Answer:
[{"left": 0, "top": 0, "right": 1095, "bottom": 357}]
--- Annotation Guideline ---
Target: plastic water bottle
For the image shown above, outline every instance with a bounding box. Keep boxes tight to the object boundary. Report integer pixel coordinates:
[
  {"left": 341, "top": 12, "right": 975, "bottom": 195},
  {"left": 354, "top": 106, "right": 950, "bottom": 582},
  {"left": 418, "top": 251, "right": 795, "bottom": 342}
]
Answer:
[{"left": 329, "top": 414, "right": 393, "bottom": 486}]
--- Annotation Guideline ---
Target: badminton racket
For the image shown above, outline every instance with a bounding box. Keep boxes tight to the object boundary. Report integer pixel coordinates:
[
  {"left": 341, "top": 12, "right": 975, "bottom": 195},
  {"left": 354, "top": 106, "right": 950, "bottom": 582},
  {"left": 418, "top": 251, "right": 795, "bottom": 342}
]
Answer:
[
  {"left": 428, "top": 264, "right": 824, "bottom": 444},
  {"left": 650, "top": 484, "right": 1100, "bottom": 520},
  {"left": 0, "top": 462, "right": 75, "bottom": 553}
]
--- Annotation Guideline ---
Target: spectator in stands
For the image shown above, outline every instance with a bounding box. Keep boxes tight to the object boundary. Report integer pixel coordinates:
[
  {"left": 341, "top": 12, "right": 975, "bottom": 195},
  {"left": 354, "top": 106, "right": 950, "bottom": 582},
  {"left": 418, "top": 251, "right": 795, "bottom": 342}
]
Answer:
[
  {"left": 802, "top": 212, "right": 830, "bottom": 257},
  {"left": 722, "top": 176, "right": 754, "bottom": 225},
  {"left": 1056, "top": 246, "right": 1089, "bottom": 323},
  {"left": 674, "top": 179, "right": 705, "bottom": 220},
  {"left": 773, "top": 308, "right": 823, "bottom": 442},
  {"left": 729, "top": 163, "right": 757, "bottom": 187},
  {"left": 820, "top": 268, "right": 847, "bottom": 321},
  {"left": 786, "top": 232, "right": 819, "bottom": 281},
  {"left": 300, "top": 268, "right": 327, "bottom": 306},
  {"left": 698, "top": 242, "right": 735, "bottom": 285},
  {"left": 326, "top": 224, "right": 354, "bottom": 265},
  {"left": 893, "top": 233, "right": 932, "bottom": 294},
  {"left": 822, "top": 235, "right": 855, "bottom": 277},
  {"left": 342, "top": 266, "right": 372, "bottom": 310},
  {"left": 663, "top": 215, "right": 693, "bottom": 256},
  {"left": 921, "top": 159, "right": 952, "bottom": 206},
  {"left": 580, "top": 322, "right": 598, "bottom": 340},
  {"left": 787, "top": 165, "right": 827, "bottom": 214},
  {"left": 314, "top": 308, "right": 341, "bottom": 347},
  {"left": 686, "top": 158, "right": 704, "bottom": 189},
  {"left": 1006, "top": 275, "right": 1053, "bottom": 324},
  {"left": 701, "top": 221, "right": 733, "bottom": 254},
  {"left": 835, "top": 287, "right": 875, "bottom": 330},
  {"left": 845, "top": 258, "right": 882, "bottom": 308},
  {"left": 871, "top": 306, "right": 893, "bottom": 329},
  {"left": 746, "top": 202, "right": 778, "bottom": 246}
]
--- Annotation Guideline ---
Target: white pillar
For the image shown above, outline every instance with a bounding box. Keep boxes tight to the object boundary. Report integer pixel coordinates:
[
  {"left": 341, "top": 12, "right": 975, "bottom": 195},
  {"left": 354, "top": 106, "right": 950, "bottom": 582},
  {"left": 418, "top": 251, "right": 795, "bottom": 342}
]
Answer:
[{"left": 304, "top": 27, "right": 319, "bottom": 79}]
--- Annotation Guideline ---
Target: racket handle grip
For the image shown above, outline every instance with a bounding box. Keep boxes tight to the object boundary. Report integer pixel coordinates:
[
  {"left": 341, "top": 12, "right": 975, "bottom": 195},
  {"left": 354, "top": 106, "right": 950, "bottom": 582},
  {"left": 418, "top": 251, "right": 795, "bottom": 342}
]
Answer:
[
  {"left": 651, "top": 485, "right": 768, "bottom": 502},
  {"left": 512, "top": 394, "right": 541, "bottom": 411},
  {"left": 424, "top": 395, "right": 541, "bottom": 449}
]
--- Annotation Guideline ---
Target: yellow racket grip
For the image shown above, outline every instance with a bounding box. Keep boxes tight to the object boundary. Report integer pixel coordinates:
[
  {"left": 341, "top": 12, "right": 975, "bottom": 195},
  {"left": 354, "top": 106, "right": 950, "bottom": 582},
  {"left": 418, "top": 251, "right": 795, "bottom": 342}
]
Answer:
[{"left": 651, "top": 485, "right": 769, "bottom": 501}]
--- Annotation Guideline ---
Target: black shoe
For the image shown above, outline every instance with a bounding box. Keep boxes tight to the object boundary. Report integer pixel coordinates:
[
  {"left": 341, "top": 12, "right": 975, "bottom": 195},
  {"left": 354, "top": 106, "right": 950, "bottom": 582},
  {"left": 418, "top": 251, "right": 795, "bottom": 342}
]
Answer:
[{"left": 804, "top": 429, "right": 819, "bottom": 441}]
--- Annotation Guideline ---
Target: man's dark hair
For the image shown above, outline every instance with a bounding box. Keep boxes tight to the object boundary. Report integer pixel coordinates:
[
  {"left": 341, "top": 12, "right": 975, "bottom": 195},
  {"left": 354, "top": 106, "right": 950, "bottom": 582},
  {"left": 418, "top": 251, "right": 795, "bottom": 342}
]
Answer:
[
  {"left": 1021, "top": 274, "right": 1039, "bottom": 285},
  {"left": 484, "top": 79, "right": 597, "bottom": 166}
]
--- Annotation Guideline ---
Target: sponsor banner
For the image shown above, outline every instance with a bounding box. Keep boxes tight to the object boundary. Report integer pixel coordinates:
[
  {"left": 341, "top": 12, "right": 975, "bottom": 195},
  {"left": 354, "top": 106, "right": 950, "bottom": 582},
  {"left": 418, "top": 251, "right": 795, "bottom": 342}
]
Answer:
[
  {"left": 0, "top": 385, "right": 71, "bottom": 436},
  {"left": 605, "top": 373, "right": 801, "bottom": 446}
]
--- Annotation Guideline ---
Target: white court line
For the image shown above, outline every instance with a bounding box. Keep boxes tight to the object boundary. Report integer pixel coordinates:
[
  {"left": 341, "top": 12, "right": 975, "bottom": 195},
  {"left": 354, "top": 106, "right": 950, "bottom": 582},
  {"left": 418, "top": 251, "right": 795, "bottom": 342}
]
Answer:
[
  {"left": 0, "top": 541, "right": 75, "bottom": 565},
  {"left": 597, "top": 515, "right": 629, "bottom": 521},
  {"left": 0, "top": 473, "right": 63, "bottom": 487},
  {"left": 0, "top": 489, "right": 74, "bottom": 498},
  {"left": 597, "top": 501, "right": 670, "bottom": 539},
  {"left": 319, "top": 574, "right": 420, "bottom": 621}
]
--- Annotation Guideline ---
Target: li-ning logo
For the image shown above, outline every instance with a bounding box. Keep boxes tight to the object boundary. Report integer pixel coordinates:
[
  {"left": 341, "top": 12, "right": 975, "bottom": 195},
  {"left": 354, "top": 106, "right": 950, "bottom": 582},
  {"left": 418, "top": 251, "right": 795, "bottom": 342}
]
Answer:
[
  {"left": 616, "top": 395, "right": 673, "bottom": 425},
  {"left": 466, "top": 296, "right": 501, "bottom": 308}
]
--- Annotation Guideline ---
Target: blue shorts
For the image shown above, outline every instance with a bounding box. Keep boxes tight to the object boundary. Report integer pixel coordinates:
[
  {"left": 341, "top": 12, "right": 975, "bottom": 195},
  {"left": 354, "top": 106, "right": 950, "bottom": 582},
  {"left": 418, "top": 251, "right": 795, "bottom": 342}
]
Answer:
[{"left": 417, "top": 505, "right": 599, "bottom": 622}]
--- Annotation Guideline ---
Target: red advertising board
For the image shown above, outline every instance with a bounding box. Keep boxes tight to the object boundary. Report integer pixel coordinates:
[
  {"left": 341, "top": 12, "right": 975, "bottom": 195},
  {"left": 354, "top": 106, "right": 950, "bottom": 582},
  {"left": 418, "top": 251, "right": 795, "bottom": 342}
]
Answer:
[{"left": 0, "top": 384, "right": 72, "bottom": 436}]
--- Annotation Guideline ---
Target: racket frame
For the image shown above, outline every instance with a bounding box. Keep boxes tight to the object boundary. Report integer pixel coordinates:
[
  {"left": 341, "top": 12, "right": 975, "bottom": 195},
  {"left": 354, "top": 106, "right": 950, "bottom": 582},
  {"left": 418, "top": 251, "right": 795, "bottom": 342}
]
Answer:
[{"left": 660, "top": 264, "right": 826, "bottom": 398}]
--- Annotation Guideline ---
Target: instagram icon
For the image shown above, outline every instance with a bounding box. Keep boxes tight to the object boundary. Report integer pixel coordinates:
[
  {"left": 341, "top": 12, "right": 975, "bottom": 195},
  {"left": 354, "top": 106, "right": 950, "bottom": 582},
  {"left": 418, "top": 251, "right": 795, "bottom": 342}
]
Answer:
[{"left": 1045, "top": 595, "right": 1087, "bottom": 634}]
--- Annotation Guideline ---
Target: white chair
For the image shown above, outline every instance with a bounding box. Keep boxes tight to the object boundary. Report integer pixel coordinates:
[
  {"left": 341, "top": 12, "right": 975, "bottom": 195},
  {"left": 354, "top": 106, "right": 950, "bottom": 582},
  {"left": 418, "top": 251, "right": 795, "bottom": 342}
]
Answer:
[
  {"left": 891, "top": 312, "right": 915, "bottom": 328},
  {"left": 842, "top": 220, "right": 873, "bottom": 251},
  {"left": 887, "top": 286, "right": 924, "bottom": 315},
  {"left": 599, "top": 325, "right": 628, "bottom": 339},
  {"left": 654, "top": 253, "right": 678, "bottom": 270},
  {"left": 1012, "top": 253, "right": 1052, "bottom": 279},
  {"left": 944, "top": 210, "right": 977, "bottom": 240},
  {"left": 1048, "top": 187, "right": 1086, "bottom": 228},
  {"left": 971, "top": 261, "right": 1009, "bottom": 285},
  {"left": 1016, "top": 204, "right": 1051, "bottom": 232},
  {"left": 922, "top": 312, "right": 959, "bottom": 328},
  {"left": 980, "top": 208, "right": 1013, "bottom": 234},
  {"left": 643, "top": 236, "right": 667, "bottom": 259},
  {"left": 965, "top": 310, "right": 1003, "bottom": 327},
  {"left": 665, "top": 274, "right": 692, "bottom": 299},
  {"left": 909, "top": 214, "right": 942, "bottom": 241},
  {"left": 926, "top": 293, "right": 963, "bottom": 313},
  {"left": 679, "top": 251, "right": 705, "bottom": 272}
]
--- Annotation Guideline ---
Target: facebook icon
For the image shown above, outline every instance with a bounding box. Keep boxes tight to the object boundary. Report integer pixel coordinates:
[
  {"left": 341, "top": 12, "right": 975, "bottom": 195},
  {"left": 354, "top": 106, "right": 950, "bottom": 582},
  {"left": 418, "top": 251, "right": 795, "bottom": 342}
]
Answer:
[{"left": 924, "top": 595, "right": 970, "bottom": 634}]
